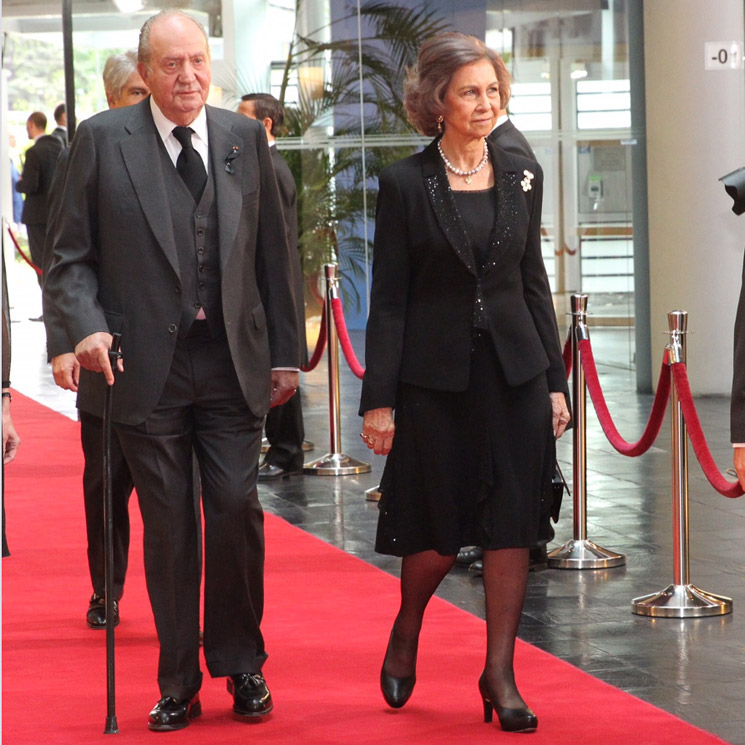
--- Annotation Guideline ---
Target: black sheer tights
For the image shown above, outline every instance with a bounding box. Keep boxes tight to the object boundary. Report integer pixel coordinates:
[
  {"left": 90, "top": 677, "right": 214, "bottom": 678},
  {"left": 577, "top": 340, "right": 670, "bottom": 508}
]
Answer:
[
  {"left": 382, "top": 546, "right": 531, "bottom": 711},
  {"left": 382, "top": 550, "right": 456, "bottom": 679},
  {"left": 482, "top": 547, "right": 530, "bottom": 709}
]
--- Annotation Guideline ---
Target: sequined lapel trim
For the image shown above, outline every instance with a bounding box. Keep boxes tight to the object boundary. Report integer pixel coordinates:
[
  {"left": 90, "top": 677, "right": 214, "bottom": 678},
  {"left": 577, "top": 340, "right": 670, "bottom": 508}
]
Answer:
[
  {"left": 480, "top": 170, "right": 519, "bottom": 277},
  {"left": 424, "top": 168, "right": 477, "bottom": 277}
]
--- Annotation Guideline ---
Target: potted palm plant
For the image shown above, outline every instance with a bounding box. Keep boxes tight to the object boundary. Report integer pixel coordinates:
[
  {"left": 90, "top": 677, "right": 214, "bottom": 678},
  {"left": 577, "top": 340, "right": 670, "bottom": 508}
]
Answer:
[{"left": 221, "top": 1, "right": 447, "bottom": 315}]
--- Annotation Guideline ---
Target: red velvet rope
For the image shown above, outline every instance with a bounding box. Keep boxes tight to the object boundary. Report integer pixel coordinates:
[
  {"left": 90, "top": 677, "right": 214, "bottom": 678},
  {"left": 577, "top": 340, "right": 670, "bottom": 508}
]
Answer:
[
  {"left": 562, "top": 331, "right": 572, "bottom": 378},
  {"left": 579, "top": 338, "right": 670, "bottom": 456},
  {"left": 300, "top": 302, "right": 327, "bottom": 373},
  {"left": 5, "top": 221, "right": 42, "bottom": 276},
  {"left": 671, "top": 363, "right": 744, "bottom": 498},
  {"left": 331, "top": 297, "right": 365, "bottom": 379}
]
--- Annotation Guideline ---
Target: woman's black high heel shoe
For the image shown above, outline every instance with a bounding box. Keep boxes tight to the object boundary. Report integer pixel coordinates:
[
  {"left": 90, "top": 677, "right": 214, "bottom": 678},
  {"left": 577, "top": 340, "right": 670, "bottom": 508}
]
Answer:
[
  {"left": 380, "top": 667, "right": 416, "bottom": 709},
  {"left": 478, "top": 672, "right": 538, "bottom": 733},
  {"left": 380, "top": 630, "right": 417, "bottom": 708}
]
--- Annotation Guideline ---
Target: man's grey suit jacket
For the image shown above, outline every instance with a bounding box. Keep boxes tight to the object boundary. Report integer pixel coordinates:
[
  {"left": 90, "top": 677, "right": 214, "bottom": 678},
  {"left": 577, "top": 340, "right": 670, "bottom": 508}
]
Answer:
[{"left": 44, "top": 97, "right": 299, "bottom": 425}]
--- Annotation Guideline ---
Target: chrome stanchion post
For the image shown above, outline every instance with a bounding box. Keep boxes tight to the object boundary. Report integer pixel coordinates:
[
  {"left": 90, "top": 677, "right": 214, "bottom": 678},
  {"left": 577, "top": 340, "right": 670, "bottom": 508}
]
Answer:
[
  {"left": 632, "top": 311, "right": 732, "bottom": 616},
  {"left": 304, "top": 264, "right": 371, "bottom": 476},
  {"left": 548, "top": 293, "right": 626, "bottom": 569}
]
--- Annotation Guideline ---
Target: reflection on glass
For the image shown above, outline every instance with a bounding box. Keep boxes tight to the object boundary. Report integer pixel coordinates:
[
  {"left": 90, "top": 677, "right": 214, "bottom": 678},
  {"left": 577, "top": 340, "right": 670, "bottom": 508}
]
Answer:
[{"left": 1, "top": 0, "right": 639, "bottom": 354}]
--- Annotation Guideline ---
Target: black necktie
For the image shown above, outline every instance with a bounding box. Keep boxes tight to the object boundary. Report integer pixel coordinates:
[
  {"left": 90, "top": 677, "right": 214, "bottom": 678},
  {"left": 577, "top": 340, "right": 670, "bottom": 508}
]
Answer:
[{"left": 172, "top": 126, "right": 206, "bottom": 202}]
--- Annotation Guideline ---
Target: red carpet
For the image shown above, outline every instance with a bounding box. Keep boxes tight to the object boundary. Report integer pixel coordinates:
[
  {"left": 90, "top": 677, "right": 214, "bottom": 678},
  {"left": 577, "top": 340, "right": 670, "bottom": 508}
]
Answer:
[{"left": 2, "top": 393, "right": 730, "bottom": 744}]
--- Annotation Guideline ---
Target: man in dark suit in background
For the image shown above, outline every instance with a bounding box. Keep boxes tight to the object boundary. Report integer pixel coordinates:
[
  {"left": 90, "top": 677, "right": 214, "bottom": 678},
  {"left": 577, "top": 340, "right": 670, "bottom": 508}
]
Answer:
[
  {"left": 42, "top": 51, "right": 150, "bottom": 632},
  {"left": 51, "top": 103, "right": 68, "bottom": 146},
  {"left": 45, "top": 10, "right": 299, "bottom": 731},
  {"left": 733, "top": 291, "right": 745, "bottom": 485},
  {"left": 728, "top": 168, "right": 745, "bottom": 487},
  {"left": 731, "top": 225, "right": 745, "bottom": 487},
  {"left": 490, "top": 109, "right": 536, "bottom": 159},
  {"left": 458, "top": 54, "right": 547, "bottom": 576},
  {"left": 103, "top": 50, "right": 150, "bottom": 108},
  {"left": 15, "top": 111, "right": 63, "bottom": 297},
  {"left": 238, "top": 93, "right": 309, "bottom": 480},
  {"left": 488, "top": 53, "right": 536, "bottom": 160}
]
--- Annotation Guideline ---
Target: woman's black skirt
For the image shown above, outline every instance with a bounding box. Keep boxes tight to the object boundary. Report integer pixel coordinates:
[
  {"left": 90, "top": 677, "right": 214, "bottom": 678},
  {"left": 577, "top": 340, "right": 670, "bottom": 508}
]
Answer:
[{"left": 375, "top": 333, "right": 555, "bottom": 557}]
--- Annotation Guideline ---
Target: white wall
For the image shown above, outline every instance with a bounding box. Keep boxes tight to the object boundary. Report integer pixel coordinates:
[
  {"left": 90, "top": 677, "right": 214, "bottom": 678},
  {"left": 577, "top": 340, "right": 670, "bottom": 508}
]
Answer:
[{"left": 645, "top": 0, "right": 745, "bottom": 394}]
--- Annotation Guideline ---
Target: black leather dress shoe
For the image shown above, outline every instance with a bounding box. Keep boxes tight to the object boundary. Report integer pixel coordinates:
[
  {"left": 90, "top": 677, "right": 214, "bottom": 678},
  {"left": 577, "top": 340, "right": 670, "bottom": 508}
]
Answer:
[
  {"left": 468, "top": 559, "right": 484, "bottom": 577},
  {"left": 147, "top": 694, "right": 201, "bottom": 731},
  {"left": 529, "top": 542, "right": 549, "bottom": 572},
  {"left": 456, "top": 546, "right": 483, "bottom": 567},
  {"left": 86, "top": 594, "right": 119, "bottom": 629},
  {"left": 227, "top": 673, "right": 273, "bottom": 717},
  {"left": 258, "top": 462, "right": 302, "bottom": 481}
]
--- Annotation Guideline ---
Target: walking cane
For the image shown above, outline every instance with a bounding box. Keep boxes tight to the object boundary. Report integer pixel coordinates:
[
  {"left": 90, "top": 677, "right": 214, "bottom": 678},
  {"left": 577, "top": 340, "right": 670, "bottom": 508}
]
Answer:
[{"left": 103, "top": 333, "right": 122, "bottom": 735}]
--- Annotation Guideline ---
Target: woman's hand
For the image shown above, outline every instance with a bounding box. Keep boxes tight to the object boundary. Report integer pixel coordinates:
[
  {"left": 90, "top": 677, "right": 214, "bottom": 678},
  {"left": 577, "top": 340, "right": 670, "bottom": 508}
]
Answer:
[
  {"left": 734, "top": 447, "right": 745, "bottom": 490},
  {"left": 550, "top": 392, "right": 570, "bottom": 439},
  {"left": 3, "top": 396, "right": 20, "bottom": 464},
  {"left": 361, "top": 407, "right": 395, "bottom": 455}
]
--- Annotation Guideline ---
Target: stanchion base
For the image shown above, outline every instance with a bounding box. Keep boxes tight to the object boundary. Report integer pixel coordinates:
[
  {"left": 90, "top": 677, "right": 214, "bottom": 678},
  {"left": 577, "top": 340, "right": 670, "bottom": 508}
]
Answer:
[
  {"left": 632, "top": 583, "right": 733, "bottom": 618},
  {"left": 547, "top": 539, "right": 626, "bottom": 570},
  {"left": 365, "top": 484, "right": 381, "bottom": 501},
  {"left": 303, "top": 452, "right": 371, "bottom": 476}
]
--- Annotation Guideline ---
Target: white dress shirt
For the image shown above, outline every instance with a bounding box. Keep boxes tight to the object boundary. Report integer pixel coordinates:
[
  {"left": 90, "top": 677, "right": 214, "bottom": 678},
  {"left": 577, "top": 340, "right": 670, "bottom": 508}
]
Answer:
[{"left": 149, "top": 97, "right": 209, "bottom": 172}]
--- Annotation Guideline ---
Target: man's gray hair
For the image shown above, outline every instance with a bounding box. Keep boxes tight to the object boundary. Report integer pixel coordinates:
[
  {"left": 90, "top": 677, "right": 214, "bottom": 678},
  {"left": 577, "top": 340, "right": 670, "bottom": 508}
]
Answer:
[
  {"left": 138, "top": 9, "right": 209, "bottom": 69},
  {"left": 103, "top": 50, "right": 139, "bottom": 101}
]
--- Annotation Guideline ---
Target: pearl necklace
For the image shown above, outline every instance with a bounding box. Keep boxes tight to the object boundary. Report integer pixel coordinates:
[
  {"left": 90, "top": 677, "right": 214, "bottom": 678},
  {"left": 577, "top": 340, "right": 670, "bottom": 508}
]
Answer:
[{"left": 437, "top": 138, "right": 489, "bottom": 184}]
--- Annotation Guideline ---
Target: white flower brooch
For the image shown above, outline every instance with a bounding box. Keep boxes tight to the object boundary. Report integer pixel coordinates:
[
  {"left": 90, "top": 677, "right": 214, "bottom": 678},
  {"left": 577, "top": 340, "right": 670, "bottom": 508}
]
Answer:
[{"left": 521, "top": 169, "right": 534, "bottom": 192}]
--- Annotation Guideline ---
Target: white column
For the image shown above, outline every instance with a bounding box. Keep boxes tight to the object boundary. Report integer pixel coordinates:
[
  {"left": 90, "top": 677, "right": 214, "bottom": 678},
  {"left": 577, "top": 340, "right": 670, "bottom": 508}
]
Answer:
[
  {"left": 645, "top": 0, "right": 745, "bottom": 394},
  {"left": 219, "top": 0, "right": 271, "bottom": 96}
]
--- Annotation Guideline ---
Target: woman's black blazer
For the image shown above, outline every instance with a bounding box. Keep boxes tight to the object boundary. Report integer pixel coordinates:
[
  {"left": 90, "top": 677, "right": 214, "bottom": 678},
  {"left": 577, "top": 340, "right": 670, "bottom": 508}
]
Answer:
[{"left": 360, "top": 137, "right": 569, "bottom": 413}]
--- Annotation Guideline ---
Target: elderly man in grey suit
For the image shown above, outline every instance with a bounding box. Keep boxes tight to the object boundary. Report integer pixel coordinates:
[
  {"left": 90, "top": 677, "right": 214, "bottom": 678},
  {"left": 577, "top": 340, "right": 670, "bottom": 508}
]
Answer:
[{"left": 45, "top": 10, "right": 299, "bottom": 732}]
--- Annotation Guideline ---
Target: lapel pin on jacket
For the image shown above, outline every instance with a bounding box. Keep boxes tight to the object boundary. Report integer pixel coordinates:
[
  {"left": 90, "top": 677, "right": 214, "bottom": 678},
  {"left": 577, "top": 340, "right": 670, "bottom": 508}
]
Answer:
[
  {"left": 521, "top": 170, "right": 534, "bottom": 192},
  {"left": 225, "top": 146, "right": 239, "bottom": 174}
]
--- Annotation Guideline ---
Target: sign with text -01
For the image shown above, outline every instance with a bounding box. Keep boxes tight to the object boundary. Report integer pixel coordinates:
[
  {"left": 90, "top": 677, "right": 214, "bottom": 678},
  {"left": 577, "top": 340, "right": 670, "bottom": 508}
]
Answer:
[{"left": 704, "top": 41, "right": 743, "bottom": 70}]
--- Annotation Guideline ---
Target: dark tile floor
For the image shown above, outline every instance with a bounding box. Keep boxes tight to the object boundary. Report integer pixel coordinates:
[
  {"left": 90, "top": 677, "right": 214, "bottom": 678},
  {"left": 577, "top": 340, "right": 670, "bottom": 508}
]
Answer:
[{"left": 9, "top": 282, "right": 745, "bottom": 744}]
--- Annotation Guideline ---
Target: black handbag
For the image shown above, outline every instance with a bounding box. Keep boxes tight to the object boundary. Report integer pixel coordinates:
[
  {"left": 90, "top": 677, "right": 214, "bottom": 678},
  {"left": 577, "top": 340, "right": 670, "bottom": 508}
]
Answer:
[{"left": 551, "top": 461, "right": 569, "bottom": 523}]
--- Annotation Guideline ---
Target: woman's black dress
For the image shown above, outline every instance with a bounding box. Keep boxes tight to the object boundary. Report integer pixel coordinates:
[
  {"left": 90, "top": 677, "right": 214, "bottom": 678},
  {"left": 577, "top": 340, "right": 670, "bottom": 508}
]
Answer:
[{"left": 375, "top": 187, "right": 555, "bottom": 557}]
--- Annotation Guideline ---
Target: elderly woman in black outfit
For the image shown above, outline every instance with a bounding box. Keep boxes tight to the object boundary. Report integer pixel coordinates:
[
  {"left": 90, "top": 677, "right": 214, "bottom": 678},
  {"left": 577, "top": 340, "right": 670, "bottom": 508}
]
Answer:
[{"left": 360, "top": 33, "right": 570, "bottom": 734}]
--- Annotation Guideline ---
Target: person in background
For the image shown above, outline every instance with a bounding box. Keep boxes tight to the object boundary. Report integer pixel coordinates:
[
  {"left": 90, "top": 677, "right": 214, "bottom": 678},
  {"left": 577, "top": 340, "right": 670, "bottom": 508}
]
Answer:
[
  {"left": 9, "top": 133, "right": 25, "bottom": 227},
  {"left": 51, "top": 103, "right": 68, "bottom": 146},
  {"left": 103, "top": 50, "right": 151, "bottom": 108},
  {"left": 45, "top": 10, "right": 298, "bottom": 731},
  {"left": 15, "top": 111, "right": 63, "bottom": 299},
  {"left": 459, "top": 53, "right": 549, "bottom": 578},
  {"left": 731, "top": 228, "right": 745, "bottom": 487},
  {"left": 359, "top": 32, "right": 569, "bottom": 734},
  {"left": 488, "top": 52, "right": 536, "bottom": 160},
  {"left": 42, "top": 50, "right": 150, "bottom": 632},
  {"left": 238, "top": 92, "right": 309, "bottom": 480}
]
